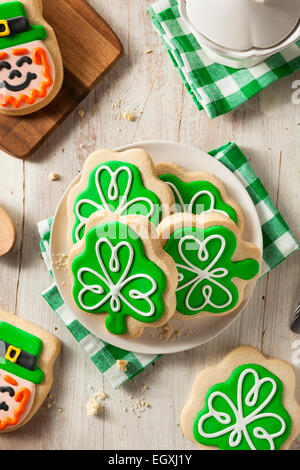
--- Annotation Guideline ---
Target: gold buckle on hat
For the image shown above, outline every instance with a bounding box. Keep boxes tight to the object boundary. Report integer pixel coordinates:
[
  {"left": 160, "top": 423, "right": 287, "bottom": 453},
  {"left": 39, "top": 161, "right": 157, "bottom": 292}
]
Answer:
[
  {"left": 0, "top": 20, "right": 10, "bottom": 37},
  {"left": 5, "top": 345, "right": 21, "bottom": 363}
]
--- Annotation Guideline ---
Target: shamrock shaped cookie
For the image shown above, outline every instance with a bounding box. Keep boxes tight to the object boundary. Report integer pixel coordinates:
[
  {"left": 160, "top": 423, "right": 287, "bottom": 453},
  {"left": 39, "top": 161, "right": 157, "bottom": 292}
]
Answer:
[
  {"left": 156, "top": 162, "right": 244, "bottom": 234},
  {"left": 158, "top": 213, "right": 261, "bottom": 318},
  {"left": 68, "top": 212, "right": 177, "bottom": 338},
  {"left": 181, "top": 346, "right": 300, "bottom": 450},
  {"left": 67, "top": 149, "right": 175, "bottom": 246}
]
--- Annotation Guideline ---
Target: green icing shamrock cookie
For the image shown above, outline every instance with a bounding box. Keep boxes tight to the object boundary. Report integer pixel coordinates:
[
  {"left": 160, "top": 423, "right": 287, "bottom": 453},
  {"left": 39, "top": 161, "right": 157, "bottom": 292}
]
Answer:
[
  {"left": 156, "top": 162, "right": 244, "bottom": 233},
  {"left": 68, "top": 149, "right": 175, "bottom": 246},
  {"left": 181, "top": 347, "right": 300, "bottom": 450},
  {"left": 194, "top": 364, "right": 292, "bottom": 450},
  {"left": 69, "top": 213, "right": 177, "bottom": 337},
  {"left": 159, "top": 213, "right": 261, "bottom": 317},
  {"left": 160, "top": 173, "right": 237, "bottom": 220},
  {"left": 72, "top": 161, "right": 161, "bottom": 243}
]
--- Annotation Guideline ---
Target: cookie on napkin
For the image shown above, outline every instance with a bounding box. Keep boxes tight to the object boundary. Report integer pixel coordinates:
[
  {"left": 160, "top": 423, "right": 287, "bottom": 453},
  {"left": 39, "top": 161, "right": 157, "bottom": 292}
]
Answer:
[
  {"left": 68, "top": 211, "right": 178, "bottom": 338},
  {"left": 181, "top": 346, "right": 300, "bottom": 450},
  {"left": 158, "top": 213, "right": 261, "bottom": 318}
]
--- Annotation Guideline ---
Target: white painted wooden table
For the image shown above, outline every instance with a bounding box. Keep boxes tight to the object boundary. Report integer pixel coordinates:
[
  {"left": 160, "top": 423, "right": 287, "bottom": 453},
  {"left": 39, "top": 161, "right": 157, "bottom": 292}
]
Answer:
[{"left": 0, "top": 0, "right": 300, "bottom": 450}]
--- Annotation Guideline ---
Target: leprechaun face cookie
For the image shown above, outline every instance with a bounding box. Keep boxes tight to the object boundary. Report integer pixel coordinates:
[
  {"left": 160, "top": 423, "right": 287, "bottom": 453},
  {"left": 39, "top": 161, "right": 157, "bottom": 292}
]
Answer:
[
  {"left": 156, "top": 162, "right": 244, "bottom": 234},
  {"left": 0, "top": 309, "right": 61, "bottom": 432},
  {"left": 67, "top": 149, "right": 175, "bottom": 247},
  {"left": 181, "top": 347, "right": 300, "bottom": 450},
  {"left": 68, "top": 212, "right": 177, "bottom": 338},
  {"left": 0, "top": 0, "right": 63, "bottom": 116},
  {"left": 158, "top": 213, "right": 261, "bottom": 318}
]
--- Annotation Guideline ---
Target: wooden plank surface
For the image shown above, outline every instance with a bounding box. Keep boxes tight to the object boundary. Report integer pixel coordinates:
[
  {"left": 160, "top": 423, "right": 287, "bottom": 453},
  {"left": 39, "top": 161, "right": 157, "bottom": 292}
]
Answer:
[
  {"left": 0, "top": 0, "right": 122, "bottom": 159},
  {"left": 0, "top": 0, "right": 299, "bottom": 450}
]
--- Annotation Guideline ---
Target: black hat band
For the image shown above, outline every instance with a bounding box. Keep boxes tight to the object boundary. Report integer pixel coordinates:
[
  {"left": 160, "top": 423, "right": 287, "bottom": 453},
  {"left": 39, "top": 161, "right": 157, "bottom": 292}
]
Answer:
[
  {"left": 0, "top": 340, "right": 37, "bottom": 371},
  {"left": 0, "top": 16, "right": 31, "bottom": 37}
]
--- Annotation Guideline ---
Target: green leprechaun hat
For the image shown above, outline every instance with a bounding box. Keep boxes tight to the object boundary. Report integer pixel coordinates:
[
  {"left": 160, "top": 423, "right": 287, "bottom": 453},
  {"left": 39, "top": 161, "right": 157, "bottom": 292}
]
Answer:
[
  {"left": 0, "top": 1, "right": 46, "bottom": 50},
  {"left": 0, "top": 321, "right": 44, "bottom": 384}
]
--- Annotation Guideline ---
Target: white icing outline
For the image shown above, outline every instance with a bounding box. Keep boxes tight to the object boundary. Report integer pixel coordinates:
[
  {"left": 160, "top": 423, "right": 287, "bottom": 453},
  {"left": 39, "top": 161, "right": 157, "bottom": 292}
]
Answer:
[
  {"left": 74, "top": 165, "right": 156, "bottom": 242},
  {"left": 197, "top": 368, "right": 287, "bottom": 450},
  {"left": 166, "top": 180, "right": 229, "bottom": 217},
  {"left": 175, "top": 234, "right": 233, "bottom": 311},
  {"left": 76, "top": 238, "right": 158, "bottom": 318}
]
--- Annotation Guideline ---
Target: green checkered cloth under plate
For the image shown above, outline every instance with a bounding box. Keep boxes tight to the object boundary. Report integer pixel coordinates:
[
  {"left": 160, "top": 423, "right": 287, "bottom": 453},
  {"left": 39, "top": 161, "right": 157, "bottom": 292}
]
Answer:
[
  {"left": 39, "top": 142, "right": 299, "bottom": 388},
  {"left": 149, "top": 0, "right": 300, "bottom": 119}
]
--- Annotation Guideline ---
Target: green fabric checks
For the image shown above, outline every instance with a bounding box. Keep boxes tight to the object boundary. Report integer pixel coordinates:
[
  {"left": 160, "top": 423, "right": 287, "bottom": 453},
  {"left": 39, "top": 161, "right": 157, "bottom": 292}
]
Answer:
[
  {"left": 149, "top": 0, "right": 300, "bottom": 119},
  {"left": 38, "top": 142, "right": 299, "bottom": 387},
  {"left": 209, "top": 142, "right": 299, "bottom": 273}
]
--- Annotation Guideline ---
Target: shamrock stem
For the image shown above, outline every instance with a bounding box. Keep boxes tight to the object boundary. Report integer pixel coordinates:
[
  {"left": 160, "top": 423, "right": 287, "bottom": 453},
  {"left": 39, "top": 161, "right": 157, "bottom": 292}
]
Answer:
[{"left": 105, "top": 313, "right": 127, "bottom": 335}]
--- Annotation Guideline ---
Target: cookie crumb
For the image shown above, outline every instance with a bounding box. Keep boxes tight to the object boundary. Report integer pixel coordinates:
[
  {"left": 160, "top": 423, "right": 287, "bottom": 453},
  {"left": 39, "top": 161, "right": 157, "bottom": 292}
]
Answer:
[
  {"left": 112, "top": 98, "right": 122, "bottom": 109},
  {"left": 160, "top": 323, "right": 173, "bottom": 340},
  {"left": 117, "top": 359, "right": 129, "bottom": 372},
  {"left": 171, "top": 330, "right": 181, "bottom": 342},
  {"left": 45, "top": 393, "right": 55, "bottom": 409},
  {"left": 96, "top": 391, "right": 106, "bottom": 401},
  {"left": 48, "top": 172, "right": 60, "bottom": 181},
  {"left": 86, "top": 397, "right": 101, "bottom": 416},
  {"left": 52, "top": 252, "right": 68, "bottom": 271},
  {"left": 78, "top": 109, "right": 85, "bottom": 119},
  {"left": 86, "top": 390, "right": 106, "bottom": 416},
  {"left": 123, "top": 111, "right": 135, "bottom": 121}
]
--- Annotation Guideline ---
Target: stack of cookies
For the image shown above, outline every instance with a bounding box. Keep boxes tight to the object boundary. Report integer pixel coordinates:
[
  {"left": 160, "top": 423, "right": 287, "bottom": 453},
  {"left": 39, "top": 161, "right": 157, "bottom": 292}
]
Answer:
[{"left": 66, "top": 149, "right": 262, "bottom": 338}]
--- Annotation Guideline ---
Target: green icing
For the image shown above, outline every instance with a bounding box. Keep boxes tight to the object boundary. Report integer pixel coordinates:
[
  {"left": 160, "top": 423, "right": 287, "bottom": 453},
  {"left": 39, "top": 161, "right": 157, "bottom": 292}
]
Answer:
[
  {"left": 73, "top": 161, "right": 162, "bottom": 243},
  {"left": 0, "top": 321, "right": 44, "bottom": 384},
  {"left": 72, "top": 222, "right": 167, "bottom": 335},
  {"left": 0, "top": 2, "right": 47, "bottom": 50},
  {"left": 159, "top": 173, "right": 237, "bottom": 222},
  {"left": 164, "top": 225, "right": 259, "bottom": 316},
  {"left": 193, "top": 364, "right": 292, "bottom": 450}
]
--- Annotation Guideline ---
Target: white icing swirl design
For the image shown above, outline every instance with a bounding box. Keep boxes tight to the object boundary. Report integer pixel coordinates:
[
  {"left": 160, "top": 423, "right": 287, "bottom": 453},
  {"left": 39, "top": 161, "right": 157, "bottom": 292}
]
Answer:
[
  {"left": 176, "top": 234, "right": 232, "bottom": 311},
  {"left": 77, "top": 238, "right": 157, "bottom": 317},
  {"left": 166, "top": 181, "right": 229, "bottom": 216},
  {"left": 74, "top": 166, "right": 156, "bottom": 242},
  {"left": 197, "top": 368, "right": 287, "bottom": 450}
]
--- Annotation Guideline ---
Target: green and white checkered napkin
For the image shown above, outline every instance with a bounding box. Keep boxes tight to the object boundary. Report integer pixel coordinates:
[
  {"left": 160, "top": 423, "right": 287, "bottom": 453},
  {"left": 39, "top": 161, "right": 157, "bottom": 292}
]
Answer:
[
  {"left": 149, "top": 0, "right": 300, "bottom": 119},
  {"left": 39, "top": 142, "right": 299, "bottom": 388}
]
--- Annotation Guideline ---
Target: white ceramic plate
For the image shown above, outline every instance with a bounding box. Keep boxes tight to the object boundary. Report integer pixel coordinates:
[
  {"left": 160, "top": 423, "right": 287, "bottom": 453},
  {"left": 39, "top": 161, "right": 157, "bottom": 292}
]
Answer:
[{"left": 50, "top": 141, "right": 263, "bottom": 354}]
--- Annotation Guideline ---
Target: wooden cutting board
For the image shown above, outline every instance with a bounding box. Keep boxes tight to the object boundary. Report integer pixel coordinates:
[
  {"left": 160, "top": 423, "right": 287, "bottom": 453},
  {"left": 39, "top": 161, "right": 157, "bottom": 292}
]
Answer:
[{"left": 0, "top": 0, "right": 122, "bottom": 159}]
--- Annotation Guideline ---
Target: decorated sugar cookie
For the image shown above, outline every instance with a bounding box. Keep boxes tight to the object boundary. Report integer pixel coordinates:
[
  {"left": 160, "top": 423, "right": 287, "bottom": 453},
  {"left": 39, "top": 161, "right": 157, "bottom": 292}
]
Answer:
[
  {"left": 181, "top": 347, "right": 300, "bottom": 450},
  {"left": 158, "top": 213, "right": 261, "bottom": 318},
  {"left": 0, "top": 309, "right": 61, "bottom": 432},
  {"left": 67, "top": 149, "right": 175, "bottom": 247},
  {"left": 68, "top": 211, "right": 177, "bottom": 338},
  {"left": 0, "top": 205, "right": 16, "bottom": 256},
  {"left": 0, "top": 0, "right": 63, "bottom": 116},
  {"left": 156, "top": 162, "right": 244, "bottom": 234}
]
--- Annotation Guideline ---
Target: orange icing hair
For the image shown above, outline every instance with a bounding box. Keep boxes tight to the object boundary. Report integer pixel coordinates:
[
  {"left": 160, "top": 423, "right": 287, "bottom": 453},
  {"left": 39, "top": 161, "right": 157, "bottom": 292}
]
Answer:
[
  {"left": 0, "top": 387, "right": 31, "bottom": 430},
  {"left": 11, "top": 48, "right": 30, "bottom": 56},
  {"left": 3, "top": 375, "right": 18, "bottom": 386}
]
